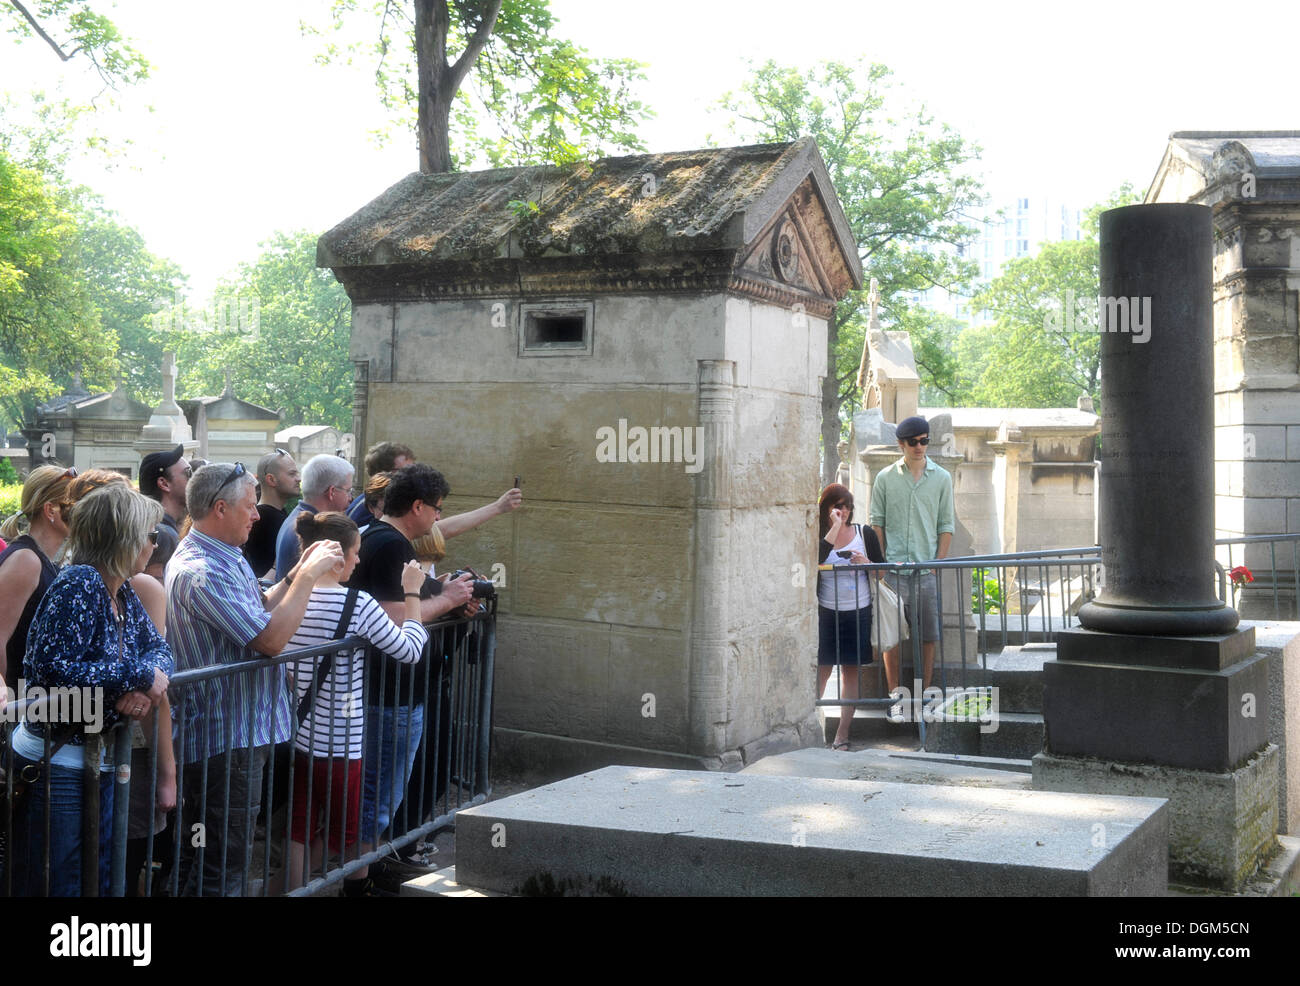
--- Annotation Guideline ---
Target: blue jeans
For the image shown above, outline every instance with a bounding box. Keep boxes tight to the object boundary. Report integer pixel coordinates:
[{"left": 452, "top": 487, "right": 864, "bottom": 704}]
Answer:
[
  {"left": 12, "top": 754, "right": 114, "bottom": 897},
  {"left": 360, "top": 703, "right": 424, "bottom": 843}
]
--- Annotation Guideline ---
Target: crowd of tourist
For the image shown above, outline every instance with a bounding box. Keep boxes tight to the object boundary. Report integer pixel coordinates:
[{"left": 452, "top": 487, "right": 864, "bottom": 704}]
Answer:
[{"left": 0, "top": 440, "right": 521, "bottom": 897}]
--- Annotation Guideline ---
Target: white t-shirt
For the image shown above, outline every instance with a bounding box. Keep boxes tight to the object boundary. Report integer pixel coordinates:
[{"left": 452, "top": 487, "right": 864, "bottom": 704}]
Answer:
[
  {"left": 285, "top": 586, "right": 428, "bottom": 759},
  {"left": 817, "top": 525, "right": 873, "bottom": 611}
]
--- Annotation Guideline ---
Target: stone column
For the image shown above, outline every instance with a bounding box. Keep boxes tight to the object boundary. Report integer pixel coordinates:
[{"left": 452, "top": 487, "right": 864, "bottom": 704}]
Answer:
[
  {"left": 688, "top": 360, "right": 736, "bottom": 760},
  {"left": 1034, "top": 204, "right": 1276, "bottom": 890}
]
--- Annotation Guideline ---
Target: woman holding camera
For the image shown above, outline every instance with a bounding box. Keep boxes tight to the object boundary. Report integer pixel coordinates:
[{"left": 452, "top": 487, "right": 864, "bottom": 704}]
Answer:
[{"left": 283, "top": 511, "right": 429, "bottom": 891}]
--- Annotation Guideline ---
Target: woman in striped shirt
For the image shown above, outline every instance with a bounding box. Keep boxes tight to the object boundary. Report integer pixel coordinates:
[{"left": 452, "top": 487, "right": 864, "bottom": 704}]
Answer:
[{"left": 283, "top": 511, "right": 428, "bottom": 891}]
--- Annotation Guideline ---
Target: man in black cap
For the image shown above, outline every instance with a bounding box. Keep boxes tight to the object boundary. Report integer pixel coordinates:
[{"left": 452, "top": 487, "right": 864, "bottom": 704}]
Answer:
[
  {"left": 869, "top": 415, "right": 955, "bottom": 693},
  {"left": 139, "top": 442, "right": 191, "bottom": 579}
]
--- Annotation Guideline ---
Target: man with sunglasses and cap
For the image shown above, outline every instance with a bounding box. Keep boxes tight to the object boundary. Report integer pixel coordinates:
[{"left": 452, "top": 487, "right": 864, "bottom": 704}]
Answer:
[
  {"left": 139, "top": 443, "right": 191, "bottom": 580},
  {"left": 869, "top": 415, "right": 954, "bottom": 694}
]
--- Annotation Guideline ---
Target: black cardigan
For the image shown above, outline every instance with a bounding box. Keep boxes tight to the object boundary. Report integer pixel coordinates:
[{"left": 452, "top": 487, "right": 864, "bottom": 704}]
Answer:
[{"left": 817, "top": 523, "right": 884, "bottom": 566}]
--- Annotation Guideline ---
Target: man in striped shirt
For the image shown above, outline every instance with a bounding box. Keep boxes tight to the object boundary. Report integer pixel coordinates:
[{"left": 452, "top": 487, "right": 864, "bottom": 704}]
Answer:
[{"left": 166, "top": 462, "right": 342, "bottom": 896}]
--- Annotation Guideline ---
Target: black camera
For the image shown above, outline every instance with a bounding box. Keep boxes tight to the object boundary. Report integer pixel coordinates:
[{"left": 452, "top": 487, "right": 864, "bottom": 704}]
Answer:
[{"left": 451, "top": 568, "right": 497, "bottom": 599}]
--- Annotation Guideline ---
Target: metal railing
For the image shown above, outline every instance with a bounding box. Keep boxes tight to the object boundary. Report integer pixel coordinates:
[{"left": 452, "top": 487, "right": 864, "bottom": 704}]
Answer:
[
  {"left": 815, "top": 547, "right": 1101, "bottom": 740},
  {"left": 0, "top": 600, "right": 495, "bottom": 897},
  {"left": 1215, "top": 533, "right": 1300, "bottom": 619}
]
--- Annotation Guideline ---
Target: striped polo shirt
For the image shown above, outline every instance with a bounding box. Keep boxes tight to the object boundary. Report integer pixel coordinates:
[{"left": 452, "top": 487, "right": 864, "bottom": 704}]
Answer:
[{"left": 165, "top": 528, "right": 291, "bottom": 762}]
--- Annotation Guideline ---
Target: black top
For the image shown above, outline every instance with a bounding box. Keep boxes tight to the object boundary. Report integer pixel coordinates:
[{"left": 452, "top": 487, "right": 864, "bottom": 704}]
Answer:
[
  {"left": 146, "top": 512, "right": 180, "bottom": 574},
  {"left": 243, "top": 503, "right": 287, "bottom": 579},
  {"left": 0, "top": 534, "right": 59, "bottom": 681},
  {"left": 817, "top": 523, "right": 884, "bottom": 565},
  {"left": 344, "top": 520, "right": 440, "bottom": 707}
]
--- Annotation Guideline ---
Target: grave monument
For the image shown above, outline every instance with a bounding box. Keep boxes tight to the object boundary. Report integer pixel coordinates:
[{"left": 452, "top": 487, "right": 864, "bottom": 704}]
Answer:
[{"left": 1033, "top": 203, "right": 1277, "bottom": 890}]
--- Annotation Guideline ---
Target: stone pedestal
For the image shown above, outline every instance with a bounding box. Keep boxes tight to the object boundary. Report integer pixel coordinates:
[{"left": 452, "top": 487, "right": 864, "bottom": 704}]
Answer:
[{"left": 1035, "top": 203, "right": 1278, "bottom": 891}]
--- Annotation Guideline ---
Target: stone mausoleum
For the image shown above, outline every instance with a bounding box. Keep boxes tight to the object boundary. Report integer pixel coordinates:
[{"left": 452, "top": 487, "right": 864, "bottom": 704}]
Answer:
[
  {"left": 1148, "top": 132, "right": 1300, "bottom": 615},
  {"left": 319, "top": 139, "right": 862, "bottom": 773}
]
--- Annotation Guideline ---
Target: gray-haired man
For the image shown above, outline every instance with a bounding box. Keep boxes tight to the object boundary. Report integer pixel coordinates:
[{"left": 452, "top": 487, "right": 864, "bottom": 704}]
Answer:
[
  {"left": 274, "top": 453, "right": 355, "bottom": 582},
  {"left": 167, "top": 462, "right": 342, "bottom": 895}
]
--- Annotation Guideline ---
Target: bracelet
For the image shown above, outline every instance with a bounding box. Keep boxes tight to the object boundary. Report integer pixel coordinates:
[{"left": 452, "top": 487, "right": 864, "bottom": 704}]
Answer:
[{"left": 284, "top": 574, "right": 293, "bottom": 586}]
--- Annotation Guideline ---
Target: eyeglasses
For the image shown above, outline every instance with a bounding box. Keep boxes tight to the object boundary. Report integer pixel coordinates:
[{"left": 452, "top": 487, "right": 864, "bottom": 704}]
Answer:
[
  {"left": 206, "top": 462, "right": 246, "bottom": 511},
  {"left": 147, "top": 529, "right": 160, "bottom": 546},
  {"left": 903, "top": 437, "right": 930, "bottom": 447}
]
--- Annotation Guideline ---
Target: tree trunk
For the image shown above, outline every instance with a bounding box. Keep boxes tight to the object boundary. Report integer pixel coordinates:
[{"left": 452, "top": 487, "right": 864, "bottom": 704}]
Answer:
[
  {"left": 415, "top": 0, "right": 452, "bottom": 173},
  {"left": 821, "top": 310, "right": 844, "bottom": 487}
]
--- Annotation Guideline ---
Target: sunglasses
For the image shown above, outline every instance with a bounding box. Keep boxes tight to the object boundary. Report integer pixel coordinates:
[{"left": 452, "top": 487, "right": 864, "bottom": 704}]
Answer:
[
  {"left": 60, "top": 467, "right": 78, "bottom": 480},
  {"left": 206, "top": 462, "right": 246, "bottom": 511},
  {"left": 274, "top": 448, "right": 290, "bottom": 457},
  {"left": 147, "top": 529, "right": 160, "bottom": 546},
  {"left": 903, "top": 437, "right": 930, "bottom": 447}
]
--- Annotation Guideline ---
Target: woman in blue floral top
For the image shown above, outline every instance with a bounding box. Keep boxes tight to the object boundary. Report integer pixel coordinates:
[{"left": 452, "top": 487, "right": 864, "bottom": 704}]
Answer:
[{"left": 10, "top": 484, "right": 173, "bottom": 896}]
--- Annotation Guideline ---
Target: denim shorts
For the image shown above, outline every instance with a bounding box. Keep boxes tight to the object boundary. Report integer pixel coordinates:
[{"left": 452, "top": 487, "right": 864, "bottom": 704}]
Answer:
[{"left": 359, "top": 702, "right": 425, "bottom": 843}]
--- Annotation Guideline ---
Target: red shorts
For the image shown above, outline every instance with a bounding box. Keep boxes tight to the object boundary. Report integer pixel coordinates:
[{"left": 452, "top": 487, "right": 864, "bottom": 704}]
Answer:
[{"left": 289, "top": 754, "right": 363, "bottom": 852}]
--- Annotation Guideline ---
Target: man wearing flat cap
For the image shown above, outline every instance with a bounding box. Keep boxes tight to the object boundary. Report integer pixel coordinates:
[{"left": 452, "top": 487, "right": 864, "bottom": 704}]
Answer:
[
  {"left": 869, "top": 415, "right": 954, "bottom": 693},
  {"left": 139, "top": 443, "right": 191, "bottom": 579}
]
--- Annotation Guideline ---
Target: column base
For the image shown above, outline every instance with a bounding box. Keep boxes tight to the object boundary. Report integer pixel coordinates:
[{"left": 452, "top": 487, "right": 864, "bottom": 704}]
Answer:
[{"left": 1032, "top": 745, "right": 1279, "bottom": 891}]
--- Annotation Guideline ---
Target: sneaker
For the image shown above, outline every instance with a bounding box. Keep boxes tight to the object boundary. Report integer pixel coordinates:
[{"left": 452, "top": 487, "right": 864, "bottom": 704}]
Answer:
[{"left": 339, "top": 877, "right": 397, "bottom": 898}]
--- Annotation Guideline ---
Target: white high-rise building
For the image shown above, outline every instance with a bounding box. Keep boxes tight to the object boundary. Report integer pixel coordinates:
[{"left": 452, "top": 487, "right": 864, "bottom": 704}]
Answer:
[{"left": 905, "top": 195, "right": 1085, "bottom": 323}]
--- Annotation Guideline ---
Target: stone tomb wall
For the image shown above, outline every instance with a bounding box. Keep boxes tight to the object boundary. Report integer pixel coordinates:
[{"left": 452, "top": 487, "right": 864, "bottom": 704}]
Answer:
[{"left": 354, "top": 292, "right": 826, "bottom": 770}]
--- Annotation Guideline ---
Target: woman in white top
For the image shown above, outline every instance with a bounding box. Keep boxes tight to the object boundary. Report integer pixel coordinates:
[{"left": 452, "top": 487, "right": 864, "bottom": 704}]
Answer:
[
  {"left": 817, "top": 484, "right": 884, "bottom": 751},
  {"left": 283, "top": 510, "right": 429, "bottom": 891}
]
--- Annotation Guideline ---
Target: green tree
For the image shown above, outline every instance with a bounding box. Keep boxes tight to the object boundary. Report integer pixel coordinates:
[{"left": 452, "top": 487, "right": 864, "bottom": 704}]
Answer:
[
  {"left": 0, "top": 148, "right": 118, "bottom": 429},
  {"left": 76, "top": 196, "right": 187, "bottom": 406},
  {"left": 718, "top": 59, "right": 985, "bottom": 483},
  {"left": 2, "top": 0, "right": 148, "bottom": 90},
  {"left": 163, "top": 230, "right": 352, "bottom": 431},
  {"left": 306, "top": 0, "right": 650, "bottom": 172},
  {"left": 961, "top": 184, "right": 1142, "bottom": 409}
]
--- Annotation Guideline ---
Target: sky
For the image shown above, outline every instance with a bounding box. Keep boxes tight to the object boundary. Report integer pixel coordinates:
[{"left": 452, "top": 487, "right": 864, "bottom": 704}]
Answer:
[{"left": 3, "top": 0, "right": 1298, "bottom": 298}]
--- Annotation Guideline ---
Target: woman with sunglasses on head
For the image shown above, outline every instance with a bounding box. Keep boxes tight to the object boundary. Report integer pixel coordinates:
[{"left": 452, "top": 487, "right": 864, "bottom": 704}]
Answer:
[
  {"left": 9, "top": 484, "right": 173, "bottom": 896},
  {"left": 0, "top": 466, "right": 79, "bottom": 697},
  {"left": 817, "top": 483, "right": 884, "bottom": 751},
  {"left": 65, "top": 469, "right": 178, "bottom": 895}
]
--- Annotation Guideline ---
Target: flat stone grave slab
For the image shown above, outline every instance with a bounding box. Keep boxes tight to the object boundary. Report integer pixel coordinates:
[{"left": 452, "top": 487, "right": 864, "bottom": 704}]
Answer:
[
  {"left": 740, "top": 747, "right": 1031, "bottom": 789},
  {"left": 455, "top": 765, "right": 1167, "bottom": 896}
]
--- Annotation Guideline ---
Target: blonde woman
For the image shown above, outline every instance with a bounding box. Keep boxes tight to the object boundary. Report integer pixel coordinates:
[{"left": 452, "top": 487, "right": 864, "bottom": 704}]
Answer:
[
  {"left": 0, "top": 466, "right": 77, "bottom": 690},
  {"left": 10, "top": 484, "right": 173, "bottom": 896}
]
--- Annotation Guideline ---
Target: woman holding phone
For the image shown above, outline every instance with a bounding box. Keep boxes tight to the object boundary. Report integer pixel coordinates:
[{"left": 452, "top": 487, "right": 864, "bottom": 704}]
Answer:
[{"left": 816, "top": 483, "right": 884, "bottom": 750}]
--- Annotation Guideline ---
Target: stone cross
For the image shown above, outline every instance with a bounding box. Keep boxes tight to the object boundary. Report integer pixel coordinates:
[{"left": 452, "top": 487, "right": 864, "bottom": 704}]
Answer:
[
  {"left": 161, "top": 352, "right": 177, "bottom": 406},
  {"left": 867, "top": 278, "right": 881, "bottom": 330}
]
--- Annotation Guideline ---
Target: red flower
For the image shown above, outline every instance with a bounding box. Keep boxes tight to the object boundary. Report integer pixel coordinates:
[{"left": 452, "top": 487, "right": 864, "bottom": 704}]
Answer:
[{"left": 1229, "top": 565, "right": 1255, "bottom": 586}]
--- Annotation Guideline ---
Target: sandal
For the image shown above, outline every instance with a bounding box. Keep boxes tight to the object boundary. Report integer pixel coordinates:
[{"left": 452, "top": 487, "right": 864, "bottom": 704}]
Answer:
[{"left": 831, "top": 741, "right": 851, "bottom": 751}]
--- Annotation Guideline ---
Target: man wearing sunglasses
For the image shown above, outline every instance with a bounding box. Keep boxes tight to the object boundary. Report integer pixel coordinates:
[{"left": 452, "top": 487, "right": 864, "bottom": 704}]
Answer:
[
  {"left": 140, "top": 443, "right": 192, "bottom": 580},
  {"left": 869, "top": 415, "right": 954, "bottom": 694}
]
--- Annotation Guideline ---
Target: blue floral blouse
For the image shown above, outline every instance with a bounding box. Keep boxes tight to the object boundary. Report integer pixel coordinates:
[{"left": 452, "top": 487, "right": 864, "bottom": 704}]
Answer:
[{"left": 22, "top": 565, "right": 174, "bottom": 741}]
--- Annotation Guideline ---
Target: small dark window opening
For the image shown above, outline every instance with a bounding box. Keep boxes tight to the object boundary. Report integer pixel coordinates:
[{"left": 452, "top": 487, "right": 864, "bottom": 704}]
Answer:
[{"left": 525, "top": 310, "right": 586, "bottom": 348}]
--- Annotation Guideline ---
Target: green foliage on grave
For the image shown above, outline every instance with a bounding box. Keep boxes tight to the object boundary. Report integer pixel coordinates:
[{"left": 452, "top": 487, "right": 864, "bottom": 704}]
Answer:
[
  {"left": 717, "top": 59, "right": 986, "bottom": 482},
  {"left": 972, "top": 567, "right": 1003, "bottom": 614}
]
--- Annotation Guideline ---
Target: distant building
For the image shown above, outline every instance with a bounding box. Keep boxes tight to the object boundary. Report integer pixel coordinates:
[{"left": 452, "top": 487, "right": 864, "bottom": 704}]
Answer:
[
  {"left": 908, "top": 195, "right": 1086, "bottom": 323},
  {"left": 275, "top": 424, "right": 354, "bottom": 465}
]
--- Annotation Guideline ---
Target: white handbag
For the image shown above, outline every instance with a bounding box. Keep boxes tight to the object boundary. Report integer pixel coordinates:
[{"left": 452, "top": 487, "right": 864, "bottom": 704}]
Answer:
[{"left": 872, "top": 575, "right": 909, "bottom": 654}]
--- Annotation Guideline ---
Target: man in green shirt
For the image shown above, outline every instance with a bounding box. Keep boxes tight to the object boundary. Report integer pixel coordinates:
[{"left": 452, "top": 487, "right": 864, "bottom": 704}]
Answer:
[{"left": 869, "top": 415, "right": 955, "bottom": 691}]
